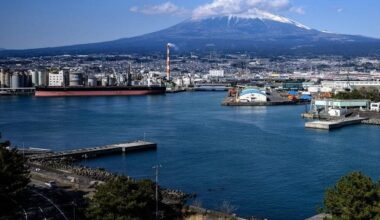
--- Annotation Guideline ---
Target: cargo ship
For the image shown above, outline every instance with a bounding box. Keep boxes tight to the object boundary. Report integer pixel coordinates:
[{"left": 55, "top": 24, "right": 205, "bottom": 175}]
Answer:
[{"left": 35, "top": 86, "right": 166, "bottom": 97}]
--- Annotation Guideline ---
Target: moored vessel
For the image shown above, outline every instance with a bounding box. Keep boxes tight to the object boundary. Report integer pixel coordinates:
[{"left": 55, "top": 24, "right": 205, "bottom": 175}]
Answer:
[{"left": 35, "top": 86, "right": 166, "bottom": 97}]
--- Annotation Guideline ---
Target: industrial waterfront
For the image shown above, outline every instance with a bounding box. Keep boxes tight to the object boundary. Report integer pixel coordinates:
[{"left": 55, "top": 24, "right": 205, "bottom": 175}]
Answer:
[{"left": 1, "top": 92, "right": 380, "bottom": 220}]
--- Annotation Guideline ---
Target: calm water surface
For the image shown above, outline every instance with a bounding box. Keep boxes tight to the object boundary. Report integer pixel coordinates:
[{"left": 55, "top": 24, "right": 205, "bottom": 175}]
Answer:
[{"left": 1, "top": 92, "right": 380, "bottom": 220}]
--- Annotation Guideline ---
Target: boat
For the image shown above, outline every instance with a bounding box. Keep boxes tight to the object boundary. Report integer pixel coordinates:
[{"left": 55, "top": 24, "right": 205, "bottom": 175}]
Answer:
[{"left": 35, "top": 85, "right": 166, "bottom": 97}]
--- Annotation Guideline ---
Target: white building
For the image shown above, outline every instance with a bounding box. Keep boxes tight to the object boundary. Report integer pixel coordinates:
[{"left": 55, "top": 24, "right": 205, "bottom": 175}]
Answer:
[
  {"left": 328, "top": 108, "right": 348, "bottom": 117},
  {"left": 209, "top": 69, "right": 224, "bottom": 77},
  {"left": 49, "top": 71, "right": 64, "bottom": 86},
  {"left": 370, "top": 103, "right": 380, "bottom": 112},
  {"left": 314, "top": 99, "right": 370, "bottom": 109},
  {"left": 238, "top": 88, "right": 267, "bottom": 103}
]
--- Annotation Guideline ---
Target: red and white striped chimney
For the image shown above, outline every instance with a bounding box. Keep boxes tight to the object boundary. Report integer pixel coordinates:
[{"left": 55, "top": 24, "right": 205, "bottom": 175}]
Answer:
[{"left": 166, "top": 43, "right": 171, "bottom": 80}]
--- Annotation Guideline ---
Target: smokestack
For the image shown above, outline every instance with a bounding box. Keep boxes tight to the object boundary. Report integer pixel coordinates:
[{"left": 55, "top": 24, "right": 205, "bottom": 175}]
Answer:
[{"left": 166, "top": 43, "right": 170, "bottom": 80}]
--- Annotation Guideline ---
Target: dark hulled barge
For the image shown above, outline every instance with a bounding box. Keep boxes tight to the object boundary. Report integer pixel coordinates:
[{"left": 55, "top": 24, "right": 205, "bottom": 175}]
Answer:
[{"left": 35, "top": 86, "right": 166, "bottom": 97}]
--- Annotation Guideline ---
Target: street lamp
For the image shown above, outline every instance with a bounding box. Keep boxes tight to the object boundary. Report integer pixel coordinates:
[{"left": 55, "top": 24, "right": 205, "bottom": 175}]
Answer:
[{"left": 152, "top": 164, "right": 162, "bottom": 220}]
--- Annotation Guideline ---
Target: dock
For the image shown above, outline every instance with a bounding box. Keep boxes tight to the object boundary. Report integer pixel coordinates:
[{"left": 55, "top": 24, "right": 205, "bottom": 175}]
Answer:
[
  {"left": 305, "top": 117, "right": 368, "bottom": 130},
  {"left": 28, "top": 140, "right": 157, "bottom": 160}
]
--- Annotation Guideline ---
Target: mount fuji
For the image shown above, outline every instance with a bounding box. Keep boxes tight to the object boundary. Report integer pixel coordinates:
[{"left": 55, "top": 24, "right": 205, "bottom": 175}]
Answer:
[{"left": 2, "top": 10, "right": 380, "bottom": 57}]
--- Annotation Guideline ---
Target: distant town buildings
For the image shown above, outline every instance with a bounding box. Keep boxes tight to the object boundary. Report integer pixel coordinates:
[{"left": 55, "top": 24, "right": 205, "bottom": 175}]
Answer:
[
  {"left": 209, "top": 69, "right": 224, "bottom": 77},
  {"left": 0, "top": 53, "right": 379, "bottom": 94}
]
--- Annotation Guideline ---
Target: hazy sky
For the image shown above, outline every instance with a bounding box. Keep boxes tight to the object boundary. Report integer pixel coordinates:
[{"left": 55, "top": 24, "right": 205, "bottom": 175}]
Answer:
[{"left": 1, "top": 0, "right": 379, "bottom": 49}]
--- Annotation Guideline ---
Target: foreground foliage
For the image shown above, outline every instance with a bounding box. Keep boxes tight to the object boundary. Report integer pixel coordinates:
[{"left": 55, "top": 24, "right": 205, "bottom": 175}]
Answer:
[
  {"left": 0, "top": 141, "right": 30, "bottom": 215},
  {"left": 85, "top": 177, "right": 182, "bottom": 220},
  {"left": 333, "top": 87, "right": 380, "bottom": 101},
  {"left": 323, "top": 172, "right": 380, "bottom": 220}
]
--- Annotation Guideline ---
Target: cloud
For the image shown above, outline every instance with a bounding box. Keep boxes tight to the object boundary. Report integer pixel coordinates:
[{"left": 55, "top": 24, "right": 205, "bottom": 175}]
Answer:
[
  {"left": 192, "top": 0, "right": 303, "bottom": 19},
  {"left": 130, "top": 2, "right": 186, "bottom": 15},
  {"left": 289, "top": 6, "right": 305, "bottom": 15},
  {"left": 336, "top": 8, "right": 343, "bottom": 13}
]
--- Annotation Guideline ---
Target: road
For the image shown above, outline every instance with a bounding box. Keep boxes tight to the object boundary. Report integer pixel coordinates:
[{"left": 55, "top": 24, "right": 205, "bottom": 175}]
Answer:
[{"left": 19, "top": 183, "right": 80, "bottom": 220}]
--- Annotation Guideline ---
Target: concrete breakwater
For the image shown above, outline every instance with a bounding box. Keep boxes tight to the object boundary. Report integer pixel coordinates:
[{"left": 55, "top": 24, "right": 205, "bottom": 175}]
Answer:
[
  {"left": 362, "top": 118, "right": 380, "bottom": 125},
  {"left": 305, "top": 117, "right": 368, "bottom": 130},
  {"left": 29, "top": 158, "right": 191, "bottom": 203},
  {"left": 31, "top": 159, "right": 117, "bottom": 182}
]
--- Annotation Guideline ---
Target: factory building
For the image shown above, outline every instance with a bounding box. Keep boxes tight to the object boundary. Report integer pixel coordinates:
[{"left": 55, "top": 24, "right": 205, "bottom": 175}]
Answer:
[
  {"left": 282, "top": 81, "right": 304, "bottom": 90},
  {"left": 314, "top": 99, "right": 370, "bottom": 109},
  {"left": 49, "top": 71, "right": 64, "bottom": 86},
  {"left": 321, "top": 80, "right": 380, "bottom": 90},
  {"left": 238, "top": 88, "right": 268, "bottom": 102}
]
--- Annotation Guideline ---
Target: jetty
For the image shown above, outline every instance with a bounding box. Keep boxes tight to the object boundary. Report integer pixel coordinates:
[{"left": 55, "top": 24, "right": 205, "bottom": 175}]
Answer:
[
  {"left": 305, "top": 117, "right": 368, "bottom": 130},
  {"left": 27, "top": 140, "right": 157, "bottom": 160}
]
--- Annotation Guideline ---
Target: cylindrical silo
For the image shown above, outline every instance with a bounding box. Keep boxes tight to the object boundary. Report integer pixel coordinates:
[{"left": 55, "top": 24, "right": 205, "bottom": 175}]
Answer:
[
  {"left": 0, "top": 69, "right": 4, "bottom": 87},
  {"left": 19, "top": 73, "right": 27, "bottom": 88},
  {"left": 69, "top": 72, "right": 83, "bottom": 86},
  {"left": 88, "top": 77, "right": 97, "bottom": 87},
  {"left": 31, "top": 70, "right": 39, "bottom": 86},
  {"left": 108, "top": 77, "right": 116, "bottom": 86},
  {"left": 4, "top": 72, "right": 10, "bottom": 87},
  {"left": 101, "top": 77, "right": 108, "bottom": 86},
  {"left": 11, "top": 73, "right": 20, "bottom": 89},
  {"left": 38, "top": 71, "right": 47, "bottom": 86}
]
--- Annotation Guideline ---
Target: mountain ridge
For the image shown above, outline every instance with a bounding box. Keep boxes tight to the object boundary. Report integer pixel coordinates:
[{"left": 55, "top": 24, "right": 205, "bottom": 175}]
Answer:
[{"left": 1, "top": 14, "right": 380, "bottom": 57}]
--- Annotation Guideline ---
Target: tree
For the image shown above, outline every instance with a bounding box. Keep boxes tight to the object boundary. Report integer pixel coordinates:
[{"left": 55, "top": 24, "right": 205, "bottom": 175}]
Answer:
[
  {"left": 323, "top": 172, "right": 380, "bottom": 220},
  {"left": 0, "top": 142, "right": 30, "bottom": 215},
  {"left": 85, "top": 177, "right": 160, "bottom": 220},
  {"left": 85, "top": 177, "right": 184, "bottom": 220}
]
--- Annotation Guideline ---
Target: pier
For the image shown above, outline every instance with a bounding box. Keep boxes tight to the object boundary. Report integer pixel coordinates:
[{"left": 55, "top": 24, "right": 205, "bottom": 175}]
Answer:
[
  {"left": 28, "top": 140, "right": 157, "bottom": 160},
  {"left": 305, "top": 117, "right": 368, "bottom": 130}
]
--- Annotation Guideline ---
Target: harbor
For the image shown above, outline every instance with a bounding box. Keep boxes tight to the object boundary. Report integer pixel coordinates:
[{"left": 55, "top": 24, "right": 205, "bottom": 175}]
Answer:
[
  {"left": 221, "top": 87, "right": 310, "bottom": 106},
  {"left": 2, "top": 92, "right": 380, "bottom": 219}
]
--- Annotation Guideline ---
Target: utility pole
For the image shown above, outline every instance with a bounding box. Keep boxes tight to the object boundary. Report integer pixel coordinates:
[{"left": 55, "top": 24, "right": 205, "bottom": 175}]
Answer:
[
  {"left": 153, "top": 164, "right": 162, "bottom": 220},
  {"left": 72, "top": 200, "right": 77, "bottom": 220}
]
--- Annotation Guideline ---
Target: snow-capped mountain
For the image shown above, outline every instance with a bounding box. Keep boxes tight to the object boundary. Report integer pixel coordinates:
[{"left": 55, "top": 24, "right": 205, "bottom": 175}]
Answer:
[
  {"left": 2, "top": 12, "right": 380, "bottom": 57},
  {"left": 191, "top": 8, "right": 311, "bottom": 30}
]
